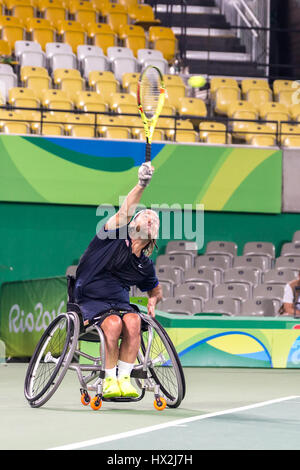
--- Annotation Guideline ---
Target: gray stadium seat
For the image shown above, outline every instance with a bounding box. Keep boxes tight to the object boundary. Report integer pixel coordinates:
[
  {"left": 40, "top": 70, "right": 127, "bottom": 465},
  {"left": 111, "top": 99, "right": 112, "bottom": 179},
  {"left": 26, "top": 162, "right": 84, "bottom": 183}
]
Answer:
[
  {"left": 275, "top": 256, "right": 300, "bottom": 270},
  {"left": 174, "top": 282, "right": 210, "bottom": 302},
  {"left": 15, "top": 41, "right": 46, "bottom": 67},
  {"left": 233, "top": 255, "right": 269, "bottom": 272},
  {"left": 77, "top": 45, "right": 109, "bottom": 79},
  {"left": 160, "top": 295, "right": 202, "bottom": 315},
  {"left": 137, "top": 48, "right": 168, "bottom": 74},
  {"left": 243, "top": 241, "right": 275, "bottom": 258},
  {"left": 156, "top": 253, "right": 194, "bottom": 271},
  {"left": 0, "top": 65, "right": 17, "bottom": 100},
  {"left": 280, "top": 242, "right": 300, "bottom": 257},
  {"left": 253, "top": 284, "right": 285, "bottom": 303},
  {"left": 263, "top": 269, "right": 298, "bottom": 285},
  {"left": 165, "top": 240, "right": 198, "bottom": 257},
  {"left": 46, "top": 42, "right": 77, "bottom": 72},
  {"left": 107, "top": 46, "right": 138, "bottom": 82},
  {"left": 223, "top": 267, "right": 261, "bottom": 288},
  {"left": 202, "top": 297, "right": 239, "bottom": 316},
  {"left": 240, "top": 298, "right": 276, "bottom": 316},
  {"left": 184, "top": 267, "right": 222, "bottom": 289},
  {"left": 213, "top": 283, "right": 251, "bottom": 302},
  {"left": 205, "top": 240, "right": 238, "bottom": 257},
  {"left": 156, "top": 264, "right": 184, "bottom": 285},
  {"left": 195, "top": 254, "right": 231, "bottom": 271},
  {"left": 292, "top": 231, "right": 300, "bottom": 243}
]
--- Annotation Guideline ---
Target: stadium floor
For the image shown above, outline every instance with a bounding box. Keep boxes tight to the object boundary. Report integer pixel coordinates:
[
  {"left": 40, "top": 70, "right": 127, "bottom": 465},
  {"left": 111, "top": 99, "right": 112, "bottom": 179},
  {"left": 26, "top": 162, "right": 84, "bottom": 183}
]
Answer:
[{"left": 1, "top": 364, "right": 300, "bottom": 450}]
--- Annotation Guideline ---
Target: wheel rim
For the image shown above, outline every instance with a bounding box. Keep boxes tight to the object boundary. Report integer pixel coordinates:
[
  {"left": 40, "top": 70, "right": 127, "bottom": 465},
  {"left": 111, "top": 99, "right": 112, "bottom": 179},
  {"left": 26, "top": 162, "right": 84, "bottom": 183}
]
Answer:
[
  {"left": 140, "top": 318, "right": 183, "bottom": 407},
  {"left": 25, "top": 315, "right": 74, "bottom": 403}
]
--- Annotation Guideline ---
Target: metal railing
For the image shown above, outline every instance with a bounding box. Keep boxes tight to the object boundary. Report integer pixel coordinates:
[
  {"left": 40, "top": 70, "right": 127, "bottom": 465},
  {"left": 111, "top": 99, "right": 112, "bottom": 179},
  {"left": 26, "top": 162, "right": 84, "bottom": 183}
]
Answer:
[{"left": 0, "top": 105, "right": 299, "bottom": 148}]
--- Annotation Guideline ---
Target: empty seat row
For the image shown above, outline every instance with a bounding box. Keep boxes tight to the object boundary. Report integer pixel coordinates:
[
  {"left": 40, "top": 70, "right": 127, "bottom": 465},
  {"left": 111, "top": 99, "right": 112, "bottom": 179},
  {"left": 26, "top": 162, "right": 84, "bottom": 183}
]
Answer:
[{"left": 158, "top": 295, "right": 278, "bottom": 317}]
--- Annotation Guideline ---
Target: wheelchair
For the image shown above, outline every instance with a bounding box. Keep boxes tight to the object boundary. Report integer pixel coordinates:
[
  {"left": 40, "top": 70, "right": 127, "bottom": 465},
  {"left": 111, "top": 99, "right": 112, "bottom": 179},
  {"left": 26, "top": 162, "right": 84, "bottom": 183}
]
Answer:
[{"left": 24, "top": 273, "right": 186, "bottom": 411}]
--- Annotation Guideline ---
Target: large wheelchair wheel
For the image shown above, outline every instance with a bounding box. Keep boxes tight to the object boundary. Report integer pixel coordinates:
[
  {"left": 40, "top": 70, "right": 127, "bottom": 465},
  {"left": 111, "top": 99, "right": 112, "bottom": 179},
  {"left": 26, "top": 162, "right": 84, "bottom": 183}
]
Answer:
[
  {"left": 24, "top": 312, "right": 80, "bottom": 408},
  {"left": 139, "top": 314, "right": 186, "bottom": 408}
]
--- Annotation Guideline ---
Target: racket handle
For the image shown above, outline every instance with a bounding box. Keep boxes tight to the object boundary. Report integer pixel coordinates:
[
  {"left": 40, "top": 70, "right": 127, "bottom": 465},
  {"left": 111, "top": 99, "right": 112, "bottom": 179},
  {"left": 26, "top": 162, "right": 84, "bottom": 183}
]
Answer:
[{"left": 145, "top": 142, "right": 151, "bottom": 162}]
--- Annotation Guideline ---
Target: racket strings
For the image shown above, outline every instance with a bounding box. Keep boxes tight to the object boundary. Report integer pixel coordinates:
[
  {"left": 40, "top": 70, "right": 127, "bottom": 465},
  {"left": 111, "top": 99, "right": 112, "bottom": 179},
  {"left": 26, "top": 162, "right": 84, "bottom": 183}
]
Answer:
[{"left": 141, "top": 69, "right": 161, "bottom": 119}]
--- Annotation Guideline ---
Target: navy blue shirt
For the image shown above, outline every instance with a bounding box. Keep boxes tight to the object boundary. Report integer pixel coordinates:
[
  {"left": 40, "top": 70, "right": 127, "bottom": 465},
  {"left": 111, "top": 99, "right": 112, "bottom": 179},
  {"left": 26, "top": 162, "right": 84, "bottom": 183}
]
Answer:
[{"left": 75, "top": 223, "right": 159, "bottom": 321}]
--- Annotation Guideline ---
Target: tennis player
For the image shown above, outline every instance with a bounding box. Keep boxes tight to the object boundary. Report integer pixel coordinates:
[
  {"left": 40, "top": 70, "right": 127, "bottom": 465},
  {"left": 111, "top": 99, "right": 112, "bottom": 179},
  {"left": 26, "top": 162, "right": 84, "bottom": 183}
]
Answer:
[{"left": 74, "top": 162, "right": 162, "bottom": 398}]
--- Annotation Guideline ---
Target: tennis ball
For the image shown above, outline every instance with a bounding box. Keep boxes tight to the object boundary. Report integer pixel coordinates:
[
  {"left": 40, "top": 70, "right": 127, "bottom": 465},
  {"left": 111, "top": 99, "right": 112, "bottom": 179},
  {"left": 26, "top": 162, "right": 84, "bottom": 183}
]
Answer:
[{"left": 188, "top": 76, "right": 206, "bottom": 88}]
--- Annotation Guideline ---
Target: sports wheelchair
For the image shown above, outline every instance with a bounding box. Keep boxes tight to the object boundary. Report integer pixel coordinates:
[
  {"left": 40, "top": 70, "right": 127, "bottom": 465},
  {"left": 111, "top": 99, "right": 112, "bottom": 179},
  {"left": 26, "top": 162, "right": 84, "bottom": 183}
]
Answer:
[{"left": 24, "top": 272, "right": 186, "bottom": 411}]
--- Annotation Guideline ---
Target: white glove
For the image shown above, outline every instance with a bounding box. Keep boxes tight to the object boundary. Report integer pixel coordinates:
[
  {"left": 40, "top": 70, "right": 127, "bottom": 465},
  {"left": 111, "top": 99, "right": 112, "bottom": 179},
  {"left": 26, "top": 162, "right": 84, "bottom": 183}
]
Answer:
[{"left": 138, "top": 162, "right": 154, "bottom": 188}]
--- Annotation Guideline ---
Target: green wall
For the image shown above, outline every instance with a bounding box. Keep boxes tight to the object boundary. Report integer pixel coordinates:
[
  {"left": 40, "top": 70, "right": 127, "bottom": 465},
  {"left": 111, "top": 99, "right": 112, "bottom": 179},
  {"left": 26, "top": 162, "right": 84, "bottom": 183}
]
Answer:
[{"left": 1, "top": 202, "right": 300, "bottom": 290}]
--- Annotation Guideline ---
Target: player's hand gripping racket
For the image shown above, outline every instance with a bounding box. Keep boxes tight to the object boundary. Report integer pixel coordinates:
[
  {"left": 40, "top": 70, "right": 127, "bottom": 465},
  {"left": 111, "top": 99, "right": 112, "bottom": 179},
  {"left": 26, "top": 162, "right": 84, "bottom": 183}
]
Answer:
[{"left": 137, "top": 65, "right": 166, "bottom": 162}]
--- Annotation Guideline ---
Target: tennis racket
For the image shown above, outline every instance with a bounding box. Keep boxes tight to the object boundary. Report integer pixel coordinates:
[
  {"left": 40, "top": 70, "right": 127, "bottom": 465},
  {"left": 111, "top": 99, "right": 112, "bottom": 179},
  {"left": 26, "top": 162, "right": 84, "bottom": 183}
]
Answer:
[{"left": 137, "top": 65, "right": 166, "bottom": 162}]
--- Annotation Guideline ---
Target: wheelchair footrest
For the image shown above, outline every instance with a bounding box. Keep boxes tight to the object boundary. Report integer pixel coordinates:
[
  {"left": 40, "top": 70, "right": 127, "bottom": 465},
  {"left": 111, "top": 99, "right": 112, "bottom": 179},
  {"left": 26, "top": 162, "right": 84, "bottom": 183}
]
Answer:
[{"left": 130, "top": 369, "right": 148, "bottom": 379}]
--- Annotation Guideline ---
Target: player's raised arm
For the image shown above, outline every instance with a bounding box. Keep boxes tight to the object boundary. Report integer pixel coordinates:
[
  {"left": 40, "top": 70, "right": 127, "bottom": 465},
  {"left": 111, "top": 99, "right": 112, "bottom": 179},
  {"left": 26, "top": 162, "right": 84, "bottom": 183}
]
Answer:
[{"left": 105, "top": 162, "right": 154, "bottom": 230}]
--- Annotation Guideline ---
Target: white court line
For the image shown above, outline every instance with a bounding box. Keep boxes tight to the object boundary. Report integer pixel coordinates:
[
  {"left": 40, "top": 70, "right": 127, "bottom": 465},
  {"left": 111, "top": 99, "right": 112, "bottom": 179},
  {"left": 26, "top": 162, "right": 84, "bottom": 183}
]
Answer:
[{"left": 49, "top": 395, "right": 300, "bottom": 450}]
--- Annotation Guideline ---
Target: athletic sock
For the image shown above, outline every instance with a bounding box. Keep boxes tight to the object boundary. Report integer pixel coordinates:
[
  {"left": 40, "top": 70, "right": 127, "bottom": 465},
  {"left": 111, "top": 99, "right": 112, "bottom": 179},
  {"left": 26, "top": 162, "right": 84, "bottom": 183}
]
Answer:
[
  {"left": 117, "top": 360, "right": 134, "bottom": 379},
  {"left": 105, "top": 366, "right": 117, "bottom": 379}
]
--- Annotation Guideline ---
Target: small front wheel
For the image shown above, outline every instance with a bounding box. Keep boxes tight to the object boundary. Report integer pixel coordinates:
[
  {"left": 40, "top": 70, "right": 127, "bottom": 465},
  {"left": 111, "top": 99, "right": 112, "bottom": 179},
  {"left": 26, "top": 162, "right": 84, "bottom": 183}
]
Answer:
[
  {"left": 81, "top": 391, "right": 91, "bottom": 406},
  {"left": 154, "top": 397, "right": 167, "bottom": 411},
  {"left": 90, "top": 396, "right": 102, "bottom": 411}
]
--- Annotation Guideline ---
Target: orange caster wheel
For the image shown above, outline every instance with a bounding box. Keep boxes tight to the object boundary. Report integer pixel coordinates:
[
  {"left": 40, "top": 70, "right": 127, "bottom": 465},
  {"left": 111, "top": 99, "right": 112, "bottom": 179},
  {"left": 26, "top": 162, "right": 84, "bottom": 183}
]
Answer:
[
  {"left": 80, "top": 392, "right": 91, "bottom": 406},
  {"left": 154, "top": 397, "right": 167, "bottom": 411},
  {"left": 90, "top": 396, "right": 102, "bottom": 411}
]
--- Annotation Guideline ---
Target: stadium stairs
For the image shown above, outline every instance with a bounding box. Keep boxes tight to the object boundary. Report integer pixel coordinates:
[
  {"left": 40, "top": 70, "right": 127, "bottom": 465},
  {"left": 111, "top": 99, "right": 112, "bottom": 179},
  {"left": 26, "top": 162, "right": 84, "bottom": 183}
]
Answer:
[{"left": 152, "top": 0, "right": 264, "bottom": 77}]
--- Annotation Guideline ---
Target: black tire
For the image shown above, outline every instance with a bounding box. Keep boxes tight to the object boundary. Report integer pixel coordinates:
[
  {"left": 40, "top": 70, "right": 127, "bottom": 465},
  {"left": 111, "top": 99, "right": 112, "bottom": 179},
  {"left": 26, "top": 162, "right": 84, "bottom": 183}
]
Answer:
[
  {"left": 139, "top": 314, "right": 185, "bottom": 408},
  {"left": 24, "top": 312, "right": 80, "bottom": 408}
]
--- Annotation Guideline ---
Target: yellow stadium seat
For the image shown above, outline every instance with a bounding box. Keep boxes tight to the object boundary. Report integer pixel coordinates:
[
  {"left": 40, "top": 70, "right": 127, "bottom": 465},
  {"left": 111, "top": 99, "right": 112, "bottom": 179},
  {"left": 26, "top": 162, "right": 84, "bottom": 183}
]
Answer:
[
  {"left": 118, "top": 24, "right": 146, "bottom": 58},
  {"left": 290, "top": 103, "right": 300, "bottom": 121},
  {"left": 122, "top": 72, "right": 140, "bottom": 96},
  {"left": 86, "top": 22, "right": 116, "bottom": 54},
  {"left": 21, "top": 65, "right": 51, "bottom": 100},
  {"left": 241, "top": 78, "right": 271, "bottom": 96},
  {"left": 97, "top": 115, "right": 131, "bottom": 139},
  {"left": 227, "top": 100, "right": 258, "bottom": 140},
  {"left": 214, "top": 87, "right": 240, "bottom": 115},
  {"left": 277, "top": 90, "right": 295, "bottom": 107},
  {"left": 250, "top": 135, "right": 276, "bottom": 147},
  {"left": 8, "top": 87, "right": 40, "bottom": 108},
  {"left": 164, "top": 74, "right": 186, "bottom": 110},
  {"left": 127, "top": 4, "right": 161, "bottom": 28},
  {"left": 89, "top": 70, "right": 119, "bottom": 102},
  {"left": 17, "top": 109, "right": 40, "bottom": 129},
  {"left": 210, "top": 77, "right": 239, "bottom": 99},
  {"left": 56, "top": 20, "right": 86, "bottom": 53},
  {"left": 259, "top": 102, "right": 290, "bottom": 132},
  {"left": 5, "top": 0, "right": 35, "bottom": 24},
  {"left": 149, "top": 26, "right": 177, "bottom": 62},
  {"left": 178, "top": 97, "right": 207, "bottom": 121},
  {"left": 199, "top": 121, "right": 227, "bottom": 142},
  {"left": 75, "top": 90, "right": 107, "bottom": 112},
  {"left": 108, "top": 91, "right": 136, "bottom": 112},
  {"left": 0, "top": 16, "right": 25, "bottom": 49},
  {"left": 273, "top": 80, "right": 294, "bottom": 99},
  {"left": 246, "top": 88, "right": 272, "bottom": 112},
  {"left": 26, "top": 17, "right": 55, "bottom": 50},
  {"left": 244, "top": 122, "right": 276, "bottom": 146},
  {"left": 166, "top": 119, "right": 197, "bottom": 142},
  {"left": 65, "top": 113, "right": 95, "bottom": 138},
  {"left": 53, "top": 68, "right": 84, "bottom": 101},
  {"left": 119, "top": 0, "right": 139, "bottom": 9},
  {"left": 0, "top": 38, "right": 11, "bottom": 56},
  {"left": 156, "top": 116, "right": 176, "bottom": 138},
  {"left": 68, "top": 0, "right": 97, "bottom": 24},
  {"left": 31, "top": 111, "right": 64, "bottom": 135},
  {"left": 38, "top": 0, "right": 66, "bottom": 24},
  {"left": 91, "top": 0, "right": 111, "bottom": 13},
  {"left": 42, "top": 89, "right": 73, "bottom": 109},
  {"left": 100, "top": 3, "right": 128, "bottom": 35},
  {"left": 0, "top": 110, "right": 30, "bottom": 134},
  {"left": 280, "top": 123, "right": 300, "bottom": 147}
]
